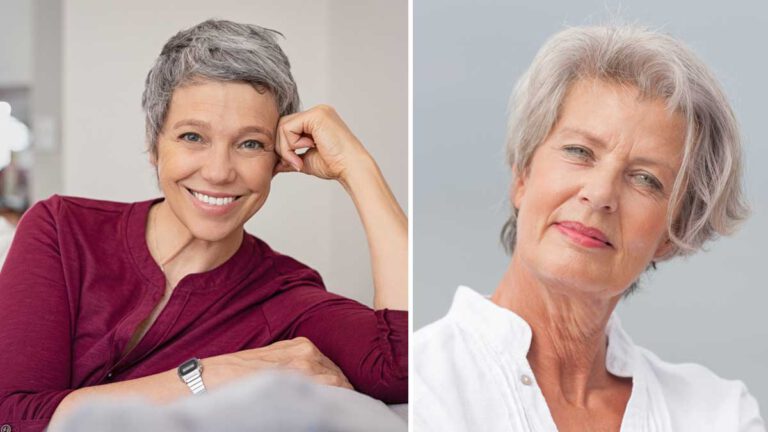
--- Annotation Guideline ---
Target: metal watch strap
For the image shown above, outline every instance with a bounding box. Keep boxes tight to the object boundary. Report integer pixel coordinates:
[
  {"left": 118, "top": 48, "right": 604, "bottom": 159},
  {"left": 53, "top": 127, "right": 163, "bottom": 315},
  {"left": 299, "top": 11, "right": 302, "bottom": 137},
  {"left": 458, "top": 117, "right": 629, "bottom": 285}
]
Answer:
[
  {"left": 182, "top": 369, "right": 206, "bottom": 394},
  {"left": 178, "top": 358, "right": 207, "bottom": 395}
]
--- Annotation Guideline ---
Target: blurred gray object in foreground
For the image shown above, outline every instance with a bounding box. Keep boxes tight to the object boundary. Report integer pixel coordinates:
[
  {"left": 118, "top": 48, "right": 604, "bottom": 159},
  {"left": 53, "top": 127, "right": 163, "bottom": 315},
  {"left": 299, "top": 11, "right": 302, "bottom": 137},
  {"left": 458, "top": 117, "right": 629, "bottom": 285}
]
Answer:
[{"left": 57, "top": 371, "right": 407, "bottom": 432}]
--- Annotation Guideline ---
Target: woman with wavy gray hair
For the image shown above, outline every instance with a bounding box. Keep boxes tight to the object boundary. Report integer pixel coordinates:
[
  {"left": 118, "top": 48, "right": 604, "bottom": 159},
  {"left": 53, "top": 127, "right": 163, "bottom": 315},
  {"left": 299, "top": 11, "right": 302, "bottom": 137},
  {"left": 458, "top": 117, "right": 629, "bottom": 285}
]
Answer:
[
  {"left": 0, "top": 19, "right": 407, "bottom": 431},
  {"left": 414, "top": 25, "right": 763, "bottom": 431}
]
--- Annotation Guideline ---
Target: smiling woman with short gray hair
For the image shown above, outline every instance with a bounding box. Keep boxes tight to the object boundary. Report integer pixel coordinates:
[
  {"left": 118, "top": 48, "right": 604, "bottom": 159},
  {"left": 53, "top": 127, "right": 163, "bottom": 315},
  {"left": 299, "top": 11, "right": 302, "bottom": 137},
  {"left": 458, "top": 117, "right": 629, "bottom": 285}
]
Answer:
[
  {"left": 0, "top": 19, "right": 407, "bottom": 431},
  {"left": 415, "top": 25, "right": 763, "bottom": 431}
]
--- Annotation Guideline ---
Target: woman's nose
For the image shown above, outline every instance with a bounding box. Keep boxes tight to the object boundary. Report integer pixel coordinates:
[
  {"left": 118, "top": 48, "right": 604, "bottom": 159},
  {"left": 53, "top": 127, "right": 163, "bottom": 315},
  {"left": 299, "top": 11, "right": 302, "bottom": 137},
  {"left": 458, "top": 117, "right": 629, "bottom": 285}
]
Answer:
[
  {"left": 578, "top": 167, "right": 620, "bottom": 213},
  {"left": 201, "top": 145, "right": 236, "bottom": 184}
]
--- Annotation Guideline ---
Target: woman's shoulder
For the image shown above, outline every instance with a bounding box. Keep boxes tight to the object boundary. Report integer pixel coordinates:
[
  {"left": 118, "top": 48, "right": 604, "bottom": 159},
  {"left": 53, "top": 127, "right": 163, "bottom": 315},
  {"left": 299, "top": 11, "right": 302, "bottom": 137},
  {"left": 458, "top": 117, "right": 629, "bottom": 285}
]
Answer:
[
  {"left": 15, "top": 195, "right": 159, "bottom": 251},
  {"left": 26, "top": 194, "right": 149, "bottom": 218},
  {"left": 413, "top": 312, "right": 491, "bottom": 387},
  {"left": 414, "top": 315, "right": 465, "bottom": 352},
  {"left": 638, "top": 345, "right": 748, "bottom": 396},
  {"left": 246, "top": 234, "right": 325, "bottom": 285},
  {"left": 636, "top": 346, "right": 764, "bottom": 430},
  {"left": 414, "top": 285, "right": 529, "bottom": 357}
]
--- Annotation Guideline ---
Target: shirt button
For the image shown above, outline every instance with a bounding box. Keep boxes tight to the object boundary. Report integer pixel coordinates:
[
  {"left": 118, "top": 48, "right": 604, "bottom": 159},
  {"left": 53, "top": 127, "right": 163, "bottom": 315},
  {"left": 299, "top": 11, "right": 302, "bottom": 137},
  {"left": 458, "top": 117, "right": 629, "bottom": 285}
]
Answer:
[
  {"left": 1, "top": 424, "right": 12, "bottom": 432},
  {"left": 520, "top": 374, "right": 533, "bottom": 386},
  {"left": 106, "top": 372, "right": 114, "bottom": 380}
]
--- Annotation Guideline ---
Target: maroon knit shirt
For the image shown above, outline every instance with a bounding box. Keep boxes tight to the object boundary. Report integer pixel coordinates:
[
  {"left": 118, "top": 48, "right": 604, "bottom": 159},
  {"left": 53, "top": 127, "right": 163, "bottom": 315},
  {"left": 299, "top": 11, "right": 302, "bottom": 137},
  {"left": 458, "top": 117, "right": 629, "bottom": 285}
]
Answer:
[{"left": 0, "top": 195, "right": 408, "bottom": 431}]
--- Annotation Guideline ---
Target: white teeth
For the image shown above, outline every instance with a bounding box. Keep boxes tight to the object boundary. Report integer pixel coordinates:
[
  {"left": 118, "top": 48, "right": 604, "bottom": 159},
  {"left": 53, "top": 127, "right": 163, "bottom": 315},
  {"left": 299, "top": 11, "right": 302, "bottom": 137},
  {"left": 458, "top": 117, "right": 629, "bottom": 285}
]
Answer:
[{"left": 191, "top": 190, "right": 236, "bottom": 206}]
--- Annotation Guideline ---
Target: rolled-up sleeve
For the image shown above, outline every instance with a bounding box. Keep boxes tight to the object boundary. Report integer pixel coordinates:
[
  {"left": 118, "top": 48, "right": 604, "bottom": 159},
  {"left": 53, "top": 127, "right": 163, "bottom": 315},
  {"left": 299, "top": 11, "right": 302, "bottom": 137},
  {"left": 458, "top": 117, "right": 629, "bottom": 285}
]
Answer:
[{"left": 262, "top": 266, "right": 408, "bottom": 404}]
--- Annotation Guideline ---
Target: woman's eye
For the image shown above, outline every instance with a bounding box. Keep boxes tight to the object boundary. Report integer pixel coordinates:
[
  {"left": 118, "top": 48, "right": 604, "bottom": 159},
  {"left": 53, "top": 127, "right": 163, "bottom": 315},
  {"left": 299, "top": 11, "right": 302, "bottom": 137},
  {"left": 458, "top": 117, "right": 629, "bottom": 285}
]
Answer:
[
  {"left": 633, "top": 172, "right": 663, "bottom": 191},
  {"left": 240, "top": 140, "right": 264, "bottom": 150},
  {"left": 563, "top": 145, "right": 592, "bottom": 160},
  {"left": 179, "top": 132, "right": 202, "bottom": 142}
]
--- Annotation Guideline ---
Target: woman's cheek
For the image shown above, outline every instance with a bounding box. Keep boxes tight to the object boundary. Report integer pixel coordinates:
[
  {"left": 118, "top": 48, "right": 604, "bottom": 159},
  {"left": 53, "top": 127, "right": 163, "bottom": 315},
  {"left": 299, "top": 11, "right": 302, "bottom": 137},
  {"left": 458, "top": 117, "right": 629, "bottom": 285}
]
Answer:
[{"left": 241, "top": 160, "right": 276, "bottom": 190}]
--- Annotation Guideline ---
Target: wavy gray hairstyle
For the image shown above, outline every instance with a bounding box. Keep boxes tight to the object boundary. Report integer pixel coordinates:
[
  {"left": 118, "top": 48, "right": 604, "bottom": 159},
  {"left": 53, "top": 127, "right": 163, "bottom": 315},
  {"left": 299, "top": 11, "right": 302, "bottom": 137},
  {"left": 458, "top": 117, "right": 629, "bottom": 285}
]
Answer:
[
  {"left": 141, "top": 19, "right": 301, "bottom": 157},
  {"left": 501, "top": 25, "right": 749, "bottom": 283}
]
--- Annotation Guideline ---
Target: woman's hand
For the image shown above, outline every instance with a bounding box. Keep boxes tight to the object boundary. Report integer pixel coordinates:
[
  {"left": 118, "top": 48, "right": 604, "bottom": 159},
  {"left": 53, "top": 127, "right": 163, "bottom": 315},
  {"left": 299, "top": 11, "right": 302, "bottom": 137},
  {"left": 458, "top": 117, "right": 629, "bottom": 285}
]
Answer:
[
  {"left": 202, "top": 337, "right": 353, "bottom": 390},
  {"left": 273, "top": 105, "right": 372, "bottom": 183}
]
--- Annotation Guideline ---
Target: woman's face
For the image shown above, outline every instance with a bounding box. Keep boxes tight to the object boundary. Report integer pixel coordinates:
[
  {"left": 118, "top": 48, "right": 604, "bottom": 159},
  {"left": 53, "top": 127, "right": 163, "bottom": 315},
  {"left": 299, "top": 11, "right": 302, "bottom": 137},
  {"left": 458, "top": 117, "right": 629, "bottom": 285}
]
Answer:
[
  {"left": 153, "top": 80, "right": 279, "bottom": 242},
  {"left": 513, "top": 79, "right": 685, "bottom": 296}
]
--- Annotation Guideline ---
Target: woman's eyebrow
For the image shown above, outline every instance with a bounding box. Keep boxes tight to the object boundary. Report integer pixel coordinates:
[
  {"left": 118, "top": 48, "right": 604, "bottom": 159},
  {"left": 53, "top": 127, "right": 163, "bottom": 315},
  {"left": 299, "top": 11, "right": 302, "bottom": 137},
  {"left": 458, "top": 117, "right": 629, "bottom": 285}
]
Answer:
[
  {"left": 632, "top": 156, "right": 676, "bottom": 178},
  {"left": 236, "top": 125, "right": 275, "bottom": 141},
  {"left": 172, "top": 119, "right": 275, "bottom": 141},
  {"left": 557, "top": 126, "right": 608, "bottom": 148}
]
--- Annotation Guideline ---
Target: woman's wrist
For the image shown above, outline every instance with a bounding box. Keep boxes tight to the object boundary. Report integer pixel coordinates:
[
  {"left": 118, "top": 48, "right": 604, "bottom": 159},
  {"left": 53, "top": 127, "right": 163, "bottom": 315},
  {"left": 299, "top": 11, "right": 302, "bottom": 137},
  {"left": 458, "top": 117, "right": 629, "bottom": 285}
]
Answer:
[{"left": 337, "top": 151, "right": 379, "bottom": 193}]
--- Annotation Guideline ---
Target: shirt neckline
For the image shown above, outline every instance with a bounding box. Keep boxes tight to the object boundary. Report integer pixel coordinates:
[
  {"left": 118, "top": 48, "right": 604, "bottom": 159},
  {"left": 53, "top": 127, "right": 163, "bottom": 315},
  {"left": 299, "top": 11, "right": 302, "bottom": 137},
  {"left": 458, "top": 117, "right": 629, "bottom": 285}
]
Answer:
[
  {"left": 445, "top": 285, "right": 672, "bottom": 430},
  {"left": 447, "top": 285, "right": 638, "bottom": 377},
  {"left": 125, "top": 197, "right": 260, "bottom": 292}
]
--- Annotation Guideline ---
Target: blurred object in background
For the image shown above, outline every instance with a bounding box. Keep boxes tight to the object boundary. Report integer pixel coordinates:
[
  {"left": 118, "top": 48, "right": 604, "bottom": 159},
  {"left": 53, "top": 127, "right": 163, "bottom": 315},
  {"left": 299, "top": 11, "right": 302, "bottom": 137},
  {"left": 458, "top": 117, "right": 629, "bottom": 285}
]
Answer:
[
  {"left": 0, "top": 101, "right": 31, "bottom": 166},
  {"left": 0, "top": 0, "right": 35, "bottom": 267},
  {"left": 0, "top": 100, "right": 32, "bottom": 266}
]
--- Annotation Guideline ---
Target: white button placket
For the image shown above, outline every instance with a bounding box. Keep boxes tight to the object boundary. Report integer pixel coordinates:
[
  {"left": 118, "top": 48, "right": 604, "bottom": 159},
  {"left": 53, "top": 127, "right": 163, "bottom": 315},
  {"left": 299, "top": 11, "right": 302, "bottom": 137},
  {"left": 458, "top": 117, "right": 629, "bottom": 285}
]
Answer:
[
  {"left": 520, "top": 373, "right": 533, "bottom": 386},
  {"left": 516, "top": 364, "right": 559, "bottom": 432}
]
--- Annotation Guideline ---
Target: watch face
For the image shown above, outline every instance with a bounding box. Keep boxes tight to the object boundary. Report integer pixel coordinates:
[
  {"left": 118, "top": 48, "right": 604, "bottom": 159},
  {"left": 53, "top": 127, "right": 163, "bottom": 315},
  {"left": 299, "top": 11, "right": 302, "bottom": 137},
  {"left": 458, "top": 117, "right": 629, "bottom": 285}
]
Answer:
[{"left": 179, "top": 358, "right": 199, "bottom": 376}]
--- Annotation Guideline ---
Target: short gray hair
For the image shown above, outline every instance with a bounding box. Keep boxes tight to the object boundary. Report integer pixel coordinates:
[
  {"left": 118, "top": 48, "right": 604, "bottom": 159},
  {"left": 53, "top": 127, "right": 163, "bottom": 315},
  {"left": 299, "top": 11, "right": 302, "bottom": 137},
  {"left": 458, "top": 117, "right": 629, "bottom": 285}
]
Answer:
[
  {"left": 141, "top": 19, "right": 301, "bottom": 156},
  {"left": 502, "top": 25, "right": 749, "bottom": 263}
]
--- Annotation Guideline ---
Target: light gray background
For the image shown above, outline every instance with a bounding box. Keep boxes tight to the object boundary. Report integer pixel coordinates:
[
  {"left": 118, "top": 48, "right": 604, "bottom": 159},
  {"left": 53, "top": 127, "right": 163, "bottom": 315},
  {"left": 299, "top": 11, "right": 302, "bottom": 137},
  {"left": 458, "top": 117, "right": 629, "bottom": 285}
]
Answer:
[
  {"left": 415, "top": 0, "right": 768, "bottom": 410},
  {"left": 1, "top": 0, "right": 407, "bottom": 308}
]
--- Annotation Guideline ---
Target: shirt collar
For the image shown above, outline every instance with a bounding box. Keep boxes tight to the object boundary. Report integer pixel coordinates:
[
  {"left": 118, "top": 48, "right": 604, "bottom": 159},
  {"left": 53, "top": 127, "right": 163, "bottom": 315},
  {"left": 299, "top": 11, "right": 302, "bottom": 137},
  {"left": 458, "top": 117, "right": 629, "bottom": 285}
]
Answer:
[
  {"left": 447, "top": 285, "right": 638, "bottom": 377},
  {"left": 605, "top": 313, "right": 636, "bottom": 377},
  {"left": 447, "top": 286, "right": 533, "bottom": 358}
]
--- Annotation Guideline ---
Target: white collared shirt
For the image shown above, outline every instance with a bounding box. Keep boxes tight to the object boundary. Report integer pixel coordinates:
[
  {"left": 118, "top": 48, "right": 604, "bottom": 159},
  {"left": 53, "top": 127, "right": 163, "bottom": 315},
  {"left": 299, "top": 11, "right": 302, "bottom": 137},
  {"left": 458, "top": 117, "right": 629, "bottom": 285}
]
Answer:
[{"left": 414, "top": 286, "right": 765, "bottom": 431}]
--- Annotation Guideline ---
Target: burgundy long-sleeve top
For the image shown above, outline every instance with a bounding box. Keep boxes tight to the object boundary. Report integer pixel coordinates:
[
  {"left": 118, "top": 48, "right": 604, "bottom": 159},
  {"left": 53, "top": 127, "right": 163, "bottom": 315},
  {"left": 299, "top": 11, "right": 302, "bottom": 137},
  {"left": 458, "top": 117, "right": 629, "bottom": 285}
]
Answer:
[{"left": 0, "top": 195, "right": 408, "bottom": 431}]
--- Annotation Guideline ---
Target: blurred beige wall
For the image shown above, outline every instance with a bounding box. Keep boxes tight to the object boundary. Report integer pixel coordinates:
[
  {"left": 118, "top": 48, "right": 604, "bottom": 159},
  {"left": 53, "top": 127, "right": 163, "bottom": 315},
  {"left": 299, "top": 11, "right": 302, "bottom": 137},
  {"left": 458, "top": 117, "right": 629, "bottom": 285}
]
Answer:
[{"left": 0, "top": 0, "right": 32, "bottom": 87}]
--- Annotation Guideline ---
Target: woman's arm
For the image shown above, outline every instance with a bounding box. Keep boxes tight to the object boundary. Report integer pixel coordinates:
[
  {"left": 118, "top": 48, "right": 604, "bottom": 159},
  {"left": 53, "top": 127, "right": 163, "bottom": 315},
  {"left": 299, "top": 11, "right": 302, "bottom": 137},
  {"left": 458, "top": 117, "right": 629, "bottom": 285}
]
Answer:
[
  {"left": 0, "top": 199, "right": 173, "bottom": 431},
  {"left": 271, "top": 105, "right": 408, "bottom": 402},
  {"left": 49, "top": 337, "right": 350, "bottom": 430},
  {"left": 0, "top": 199, "right": 76, "bottom": 432},
  {"left": 340, "top": 157, "right": 407, "bottom": 310},
  {"left": 274, "top": 105, "right": 408, "bottom": 310},
  {"left": 47, "top": 368, "right": 186, "bottom": 430},
  {"left": 263, "top": 280, "right": 408, "bottom": 403}
]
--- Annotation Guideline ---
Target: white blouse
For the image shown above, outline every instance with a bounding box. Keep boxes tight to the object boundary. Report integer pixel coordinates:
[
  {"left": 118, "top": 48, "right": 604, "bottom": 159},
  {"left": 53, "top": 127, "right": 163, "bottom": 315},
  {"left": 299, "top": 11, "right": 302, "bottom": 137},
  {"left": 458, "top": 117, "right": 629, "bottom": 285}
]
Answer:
[{"left": 414, "top": 286, "right": 765, "bottom": 432}]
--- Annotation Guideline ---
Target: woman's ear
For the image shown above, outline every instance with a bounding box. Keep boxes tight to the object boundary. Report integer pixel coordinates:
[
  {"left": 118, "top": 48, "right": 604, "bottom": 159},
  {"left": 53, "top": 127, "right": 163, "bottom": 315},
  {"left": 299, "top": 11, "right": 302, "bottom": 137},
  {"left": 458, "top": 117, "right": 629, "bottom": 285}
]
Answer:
[
  {"left": 653, "top": 237, "right": 674, "bottom": 261},
  {"left": 148, "top": 147, "right": 158, "bottom": 167},
  {"left": 512, "top": 167, "right": 527, "bottom": 210}
]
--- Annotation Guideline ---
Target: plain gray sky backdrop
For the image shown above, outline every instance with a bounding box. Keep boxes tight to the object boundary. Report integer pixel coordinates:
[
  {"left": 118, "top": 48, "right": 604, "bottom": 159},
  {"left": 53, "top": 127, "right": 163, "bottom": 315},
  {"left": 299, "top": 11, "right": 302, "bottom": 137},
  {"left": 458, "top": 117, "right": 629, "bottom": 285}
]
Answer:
[{"left": 414, "top": 0, "right": 768, "bottom": 411}]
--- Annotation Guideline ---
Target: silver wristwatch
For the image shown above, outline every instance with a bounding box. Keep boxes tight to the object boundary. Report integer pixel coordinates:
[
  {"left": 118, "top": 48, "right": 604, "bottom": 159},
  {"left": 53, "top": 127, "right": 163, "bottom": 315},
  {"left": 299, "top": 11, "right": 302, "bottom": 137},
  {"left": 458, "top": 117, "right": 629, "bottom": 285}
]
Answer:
[{"left": 177, "top": 358, "right": 207, "bottom": 395}]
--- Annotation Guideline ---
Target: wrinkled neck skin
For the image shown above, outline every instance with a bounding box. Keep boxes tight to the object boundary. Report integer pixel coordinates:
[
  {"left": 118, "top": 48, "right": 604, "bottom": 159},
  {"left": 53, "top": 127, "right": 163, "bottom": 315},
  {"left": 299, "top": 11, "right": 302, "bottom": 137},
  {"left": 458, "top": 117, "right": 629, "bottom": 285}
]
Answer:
[
  {"left": 491, "top": 252, "right": 623, "bottom": 407},
  {"left": 145, "top": 201, "right": 243, "bottom": 288}
]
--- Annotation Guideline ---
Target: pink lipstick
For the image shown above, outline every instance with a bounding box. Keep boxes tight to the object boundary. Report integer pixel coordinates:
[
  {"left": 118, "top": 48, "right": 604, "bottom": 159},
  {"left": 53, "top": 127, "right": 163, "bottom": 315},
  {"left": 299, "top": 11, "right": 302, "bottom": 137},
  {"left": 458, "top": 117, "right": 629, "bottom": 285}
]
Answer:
[{"left": 555, "top": 221, "right": 612, "bottom": 249}]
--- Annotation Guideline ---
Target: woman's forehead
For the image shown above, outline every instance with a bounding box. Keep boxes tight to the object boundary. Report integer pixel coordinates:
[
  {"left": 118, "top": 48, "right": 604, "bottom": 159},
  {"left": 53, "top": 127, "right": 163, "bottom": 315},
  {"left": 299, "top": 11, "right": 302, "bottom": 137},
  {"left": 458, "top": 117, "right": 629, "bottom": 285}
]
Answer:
[
  {"left": 164, "top": 81, "right": 279, "bottom": 136},
  {"left": 551, "top": 80, "right": 686, "bottom": 160}
]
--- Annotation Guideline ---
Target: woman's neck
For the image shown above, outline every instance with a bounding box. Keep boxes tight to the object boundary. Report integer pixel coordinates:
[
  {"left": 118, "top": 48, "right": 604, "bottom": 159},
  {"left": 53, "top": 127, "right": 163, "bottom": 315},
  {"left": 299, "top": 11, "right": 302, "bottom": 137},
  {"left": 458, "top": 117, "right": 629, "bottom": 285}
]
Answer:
[
  {"left": 146, "top": 201, "right": 244, "bottom": 287},
  {"left": 491, "top": 253, "right": 622, "bottom": 407}
]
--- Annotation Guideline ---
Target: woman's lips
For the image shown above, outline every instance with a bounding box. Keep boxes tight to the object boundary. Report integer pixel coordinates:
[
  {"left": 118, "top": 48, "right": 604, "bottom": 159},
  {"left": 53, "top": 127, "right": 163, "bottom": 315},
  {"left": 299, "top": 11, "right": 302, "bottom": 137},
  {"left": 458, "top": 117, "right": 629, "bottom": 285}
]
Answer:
[{"left": 554, "top": 221, "right": 613, "bottom": 249}]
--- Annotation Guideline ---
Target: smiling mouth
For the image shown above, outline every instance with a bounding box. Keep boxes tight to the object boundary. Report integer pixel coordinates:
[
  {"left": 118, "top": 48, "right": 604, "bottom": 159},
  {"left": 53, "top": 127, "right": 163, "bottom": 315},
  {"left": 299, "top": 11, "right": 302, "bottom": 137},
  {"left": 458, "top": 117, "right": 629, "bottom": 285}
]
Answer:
[{"left": 185, "top": 187, "right": 243, "bottom": 206}]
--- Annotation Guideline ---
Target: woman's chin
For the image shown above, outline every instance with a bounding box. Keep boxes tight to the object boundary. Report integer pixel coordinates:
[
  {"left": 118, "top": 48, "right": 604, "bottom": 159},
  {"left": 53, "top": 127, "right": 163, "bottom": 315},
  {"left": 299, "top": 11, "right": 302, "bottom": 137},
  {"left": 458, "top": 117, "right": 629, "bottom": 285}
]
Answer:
[
  {"left": 187, "top": 224, "right": 243, "bottom": 243},
  {"left": 531, "top": 259, "right": 620, "bottom": 295}
]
